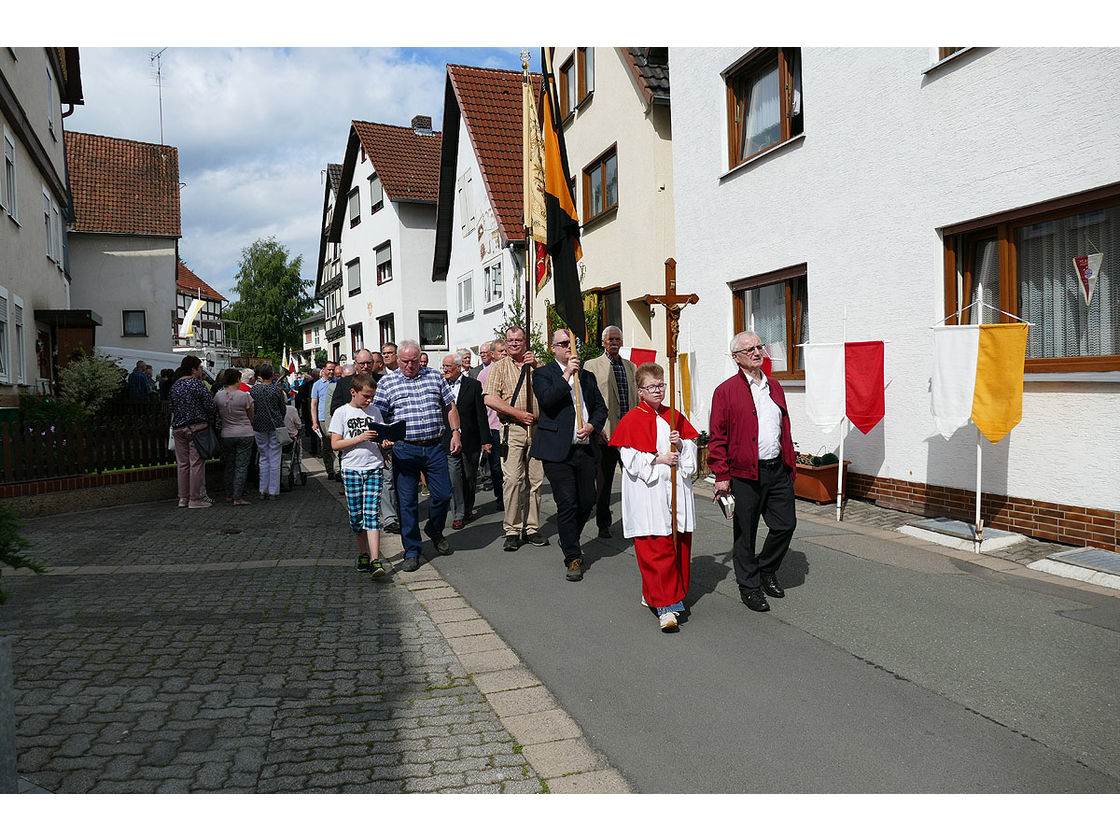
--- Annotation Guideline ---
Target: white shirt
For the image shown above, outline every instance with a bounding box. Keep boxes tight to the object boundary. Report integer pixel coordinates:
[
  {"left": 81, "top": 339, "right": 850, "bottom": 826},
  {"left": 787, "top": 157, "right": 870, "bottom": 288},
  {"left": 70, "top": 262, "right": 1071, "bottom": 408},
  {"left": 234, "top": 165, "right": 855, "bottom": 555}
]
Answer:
[
  {"left": 745, "top": 370, "right": 783, "bottom": 459},
  {"left": 328, "top": 403, "right": 386, "bottom": 471},
  {"left": 447, "top": 374, "right": 462, "bottom": 402},
  {"left": 556, "top": 361, "right": 590, "bottom": 444},
  {"left": 619, "top": 413, "right": 697, "bottom": 538}
]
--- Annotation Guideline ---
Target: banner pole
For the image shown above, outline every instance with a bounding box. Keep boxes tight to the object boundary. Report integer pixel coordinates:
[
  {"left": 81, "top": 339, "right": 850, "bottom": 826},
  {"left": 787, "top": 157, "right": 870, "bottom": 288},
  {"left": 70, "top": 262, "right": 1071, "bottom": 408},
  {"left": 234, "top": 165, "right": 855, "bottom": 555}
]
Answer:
[
  {"left": 975, "top": 428, "right": 984, "bottom": 554},
  {"left": 836, "top": 306, "right": 848, "bottom": 522}
]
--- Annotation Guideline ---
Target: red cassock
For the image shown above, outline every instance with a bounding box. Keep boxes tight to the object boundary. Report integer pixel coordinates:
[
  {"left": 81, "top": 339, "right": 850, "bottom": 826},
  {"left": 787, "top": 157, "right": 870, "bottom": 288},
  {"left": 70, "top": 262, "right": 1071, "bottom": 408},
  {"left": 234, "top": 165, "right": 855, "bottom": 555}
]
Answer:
[{"left": 610, "top": 403, "right": 699, "bottom": 608}]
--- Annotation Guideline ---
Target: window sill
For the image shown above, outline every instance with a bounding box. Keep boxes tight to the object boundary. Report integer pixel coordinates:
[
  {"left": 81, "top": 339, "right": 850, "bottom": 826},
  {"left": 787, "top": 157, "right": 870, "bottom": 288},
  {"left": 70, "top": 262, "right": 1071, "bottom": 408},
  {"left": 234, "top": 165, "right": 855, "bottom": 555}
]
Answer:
[
  {"left": 457, "top": 311, "right": 474, "bottom": 322},
  {"left": 562, "top": 110, "right": 575, "bottom": 127},
  {"left": 1024, "top": 372, "right": 1120, "bottom": 383},
  {"left": 123, "top": 334, "right": 148, "bottom": 339},
  {"left": 581, "top": 205, "right": 618, "bottom": 232},
  {"left": 721, "top": 134, "right": 805, "bottom": 181},
  {"left": 921, "top": 48, "right": 977, "bottom": 76},
  {"left": 575, "top": 91, "right": 593, "bottom": 111},
  {"left": 349, "top": 219, "right": 360, "bottom": 228},
  {"left": 769, "top": 371, "right": 805, "bottom": 384},
  {"left": 483, "top": 299, "right": 503, "bottom": 313},
  {"left": 348, "top": 289, "right": 361, "bottom": 297}
]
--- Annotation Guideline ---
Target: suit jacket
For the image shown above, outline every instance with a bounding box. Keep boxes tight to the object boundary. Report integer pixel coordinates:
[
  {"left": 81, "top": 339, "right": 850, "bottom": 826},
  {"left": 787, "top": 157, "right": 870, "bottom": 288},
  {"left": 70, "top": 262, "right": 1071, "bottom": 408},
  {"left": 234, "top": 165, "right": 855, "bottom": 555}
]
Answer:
[
  {"left": 529, "top": 362, "right": 607, "bottom": 463},
  {"left": 468, "top": 363, "right": 484, "bottom": 379},
  {"left": 584, "top": 352, "right": 638, "bottom": 438},
  {"left": 441, "top": 375, "right": 488, "bottom": 453},
  {"left": 296, "top": 379, "right": 314, "bottom": 426}
]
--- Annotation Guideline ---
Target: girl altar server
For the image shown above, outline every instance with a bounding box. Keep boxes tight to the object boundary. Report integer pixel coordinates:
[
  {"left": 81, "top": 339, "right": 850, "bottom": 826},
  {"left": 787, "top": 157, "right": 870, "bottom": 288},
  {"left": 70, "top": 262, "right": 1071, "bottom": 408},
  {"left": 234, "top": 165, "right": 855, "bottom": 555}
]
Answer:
[{"left": 610, "top": 362, "right": 699, "bottom": 632}]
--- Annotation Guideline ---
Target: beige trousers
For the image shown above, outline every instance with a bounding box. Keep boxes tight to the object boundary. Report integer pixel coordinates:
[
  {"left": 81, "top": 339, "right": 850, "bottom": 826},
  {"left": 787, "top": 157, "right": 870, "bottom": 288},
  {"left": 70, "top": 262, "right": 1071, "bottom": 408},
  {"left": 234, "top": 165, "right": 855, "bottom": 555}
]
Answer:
[{"left": 501, "top": 423, "right": 544, "bottom": 536}]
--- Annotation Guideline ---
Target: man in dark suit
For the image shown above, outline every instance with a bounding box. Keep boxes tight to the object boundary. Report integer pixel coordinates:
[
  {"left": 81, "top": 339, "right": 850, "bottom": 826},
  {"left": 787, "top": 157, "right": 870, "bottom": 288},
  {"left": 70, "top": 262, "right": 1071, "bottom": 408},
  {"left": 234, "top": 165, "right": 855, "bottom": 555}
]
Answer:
[
  {"left": 296, "top": 368, "right": 319, "bottom": 455},
  {"left": 531, "top": 328, "right": 608, "bottom": 582},
  {"left": 442, "top": 352, "right": 489, "bottom": 529},
  {"left": 468, "top": 341, "right": 490, "bottom": 379}
]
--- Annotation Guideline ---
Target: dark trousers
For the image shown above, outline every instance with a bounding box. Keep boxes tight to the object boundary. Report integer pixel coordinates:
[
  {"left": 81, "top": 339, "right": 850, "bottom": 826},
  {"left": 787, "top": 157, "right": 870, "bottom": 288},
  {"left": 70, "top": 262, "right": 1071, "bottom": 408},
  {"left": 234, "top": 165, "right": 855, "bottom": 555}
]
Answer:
[
  {"left": 319, "top": 425, "right": 336, "bottom": 478},
  {"left": 542, "top": 445, "right": 597, "bottom": 561},
  {"left": 448, "top": 447, "right": 480, "bottom": 520},
  {"left": 486, "top": 429, "right": 503, "bottom": 500},
  {"left": 731, "top": 460, "right": 797, "bottom": 591},
  {"left": 594, "top": 442, "right": 620, "bottom": 529},
  {"left": 393, "top": 440, "right": 451, "bottom": 558}
]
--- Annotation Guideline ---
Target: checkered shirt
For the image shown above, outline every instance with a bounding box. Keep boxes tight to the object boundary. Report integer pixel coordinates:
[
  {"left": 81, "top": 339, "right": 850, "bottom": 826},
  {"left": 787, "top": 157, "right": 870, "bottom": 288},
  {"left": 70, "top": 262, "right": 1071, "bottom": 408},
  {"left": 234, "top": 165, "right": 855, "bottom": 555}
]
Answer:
[
  {"left": 609, "top": 355, "right": 631, "bottom": 411},
  {"left": 372, "top": 365, "right": 456, "bottom": 442},
  {"left": 482, "top": 356, "right": 539, "bottom": 420}
]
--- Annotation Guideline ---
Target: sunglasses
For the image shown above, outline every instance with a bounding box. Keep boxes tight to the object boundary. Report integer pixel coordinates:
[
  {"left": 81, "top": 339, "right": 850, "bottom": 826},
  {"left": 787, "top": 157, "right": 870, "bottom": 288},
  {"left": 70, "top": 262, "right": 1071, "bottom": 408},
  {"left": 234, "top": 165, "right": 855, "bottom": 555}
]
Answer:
[{"left": 552, "top": 340, "right": 571, "bottom": 348}]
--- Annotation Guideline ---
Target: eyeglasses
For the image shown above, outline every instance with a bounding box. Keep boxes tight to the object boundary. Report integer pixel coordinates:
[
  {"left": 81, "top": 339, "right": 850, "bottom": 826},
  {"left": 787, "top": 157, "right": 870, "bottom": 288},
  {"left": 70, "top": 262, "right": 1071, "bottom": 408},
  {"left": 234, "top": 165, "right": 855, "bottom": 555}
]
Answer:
[
  {"left": 732, "top": 344, "right": 765, "bottom": 356},
  {"left": 552, "top": 340, "right": 571, "bottom": 348},
  {"left": 640, "top": 383, "right": 666, "bottom": 392}
]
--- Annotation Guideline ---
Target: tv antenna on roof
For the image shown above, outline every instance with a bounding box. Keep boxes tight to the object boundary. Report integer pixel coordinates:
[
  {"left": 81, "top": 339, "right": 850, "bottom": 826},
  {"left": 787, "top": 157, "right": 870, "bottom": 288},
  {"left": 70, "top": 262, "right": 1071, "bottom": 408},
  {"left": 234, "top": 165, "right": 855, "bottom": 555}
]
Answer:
[{"left": 149, "top": 48, "right": 167, "bottom": 144}]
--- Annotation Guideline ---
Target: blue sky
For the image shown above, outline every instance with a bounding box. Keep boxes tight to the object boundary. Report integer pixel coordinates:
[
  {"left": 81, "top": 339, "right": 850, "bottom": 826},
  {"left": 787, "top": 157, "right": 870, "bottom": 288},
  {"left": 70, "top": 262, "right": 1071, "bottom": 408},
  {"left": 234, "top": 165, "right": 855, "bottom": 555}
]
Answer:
[{"left": 64, "top": 47, "right": 541, "bottom": 301}]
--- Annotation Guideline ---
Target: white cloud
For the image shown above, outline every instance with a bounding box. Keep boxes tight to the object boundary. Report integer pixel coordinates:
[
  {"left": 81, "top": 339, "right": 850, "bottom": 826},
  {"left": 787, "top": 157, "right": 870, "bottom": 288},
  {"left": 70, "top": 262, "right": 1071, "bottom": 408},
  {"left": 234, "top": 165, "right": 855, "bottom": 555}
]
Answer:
[{"left": 64, "top": 47, "right": 511, "bottom": 301}]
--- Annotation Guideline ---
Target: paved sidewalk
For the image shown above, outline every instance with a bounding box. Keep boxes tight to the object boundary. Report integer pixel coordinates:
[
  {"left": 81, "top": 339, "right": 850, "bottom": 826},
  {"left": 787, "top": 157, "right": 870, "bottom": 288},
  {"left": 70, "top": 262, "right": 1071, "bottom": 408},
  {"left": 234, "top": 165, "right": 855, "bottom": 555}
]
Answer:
[{"left": 0, "top": 460, "right": 625, "bottom": 793}]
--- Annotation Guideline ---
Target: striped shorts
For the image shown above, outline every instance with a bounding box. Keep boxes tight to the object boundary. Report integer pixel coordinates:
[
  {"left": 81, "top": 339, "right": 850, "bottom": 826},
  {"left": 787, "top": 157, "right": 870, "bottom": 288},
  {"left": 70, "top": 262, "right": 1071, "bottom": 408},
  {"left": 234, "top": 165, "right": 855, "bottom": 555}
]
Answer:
[{"left": 341, "top": 468, "right": 383, "bottom": 533}]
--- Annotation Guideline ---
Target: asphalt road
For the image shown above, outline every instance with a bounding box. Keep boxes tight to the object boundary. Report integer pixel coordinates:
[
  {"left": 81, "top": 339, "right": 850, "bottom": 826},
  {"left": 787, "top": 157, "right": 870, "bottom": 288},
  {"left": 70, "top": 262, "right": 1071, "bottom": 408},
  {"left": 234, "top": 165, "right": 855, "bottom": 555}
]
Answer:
[{"left": 431, "top": 489, "right": 1120, "bottom": 793}]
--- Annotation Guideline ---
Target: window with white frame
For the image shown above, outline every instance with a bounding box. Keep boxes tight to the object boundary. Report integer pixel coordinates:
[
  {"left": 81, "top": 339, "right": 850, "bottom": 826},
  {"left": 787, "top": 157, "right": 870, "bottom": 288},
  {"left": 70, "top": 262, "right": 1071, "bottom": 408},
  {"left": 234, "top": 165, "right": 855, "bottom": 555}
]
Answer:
[
  {"left": 46, "top": 62, "right": 56, "bottom": 136},
  {"left": 43, "top": 189, "right": 52, "bottom": 259},
  {"left": 348, "top": 187, "right": 360, "bottom": 227},
  {"left": 123, "top": 310, "right": 147, "bottom": 336},
  {"left": 483, "top": 260, "right": 503, "bottom": 306},
  {"left": 52, "top": 199, "right": 60, "bottom": 264},
  {"left": 346, "top": 258, "right": 361, "bottom": 296},
  {"left": 457, "top": 271, "right": 473, "bottom": 317},
  {"left": 369, "top": 174, "right": 383, "bottom": 213},
  {"left": 3, "top": 129, "right": 17, "bottom": 221},
  {"left": 418, "top": 311, "right": 448, "bottom": 351},
  {"left": 13, "top": 295, "right": 25, "bottom": 384},
  {"left": 0, "top": 288, "right": 8, "bottom": 384},
  {"left": 457, "top": 171, "right": 474, "bottom": 235},
  {"left": 375, "top": 242, "right": 392, "bottom": 285}
]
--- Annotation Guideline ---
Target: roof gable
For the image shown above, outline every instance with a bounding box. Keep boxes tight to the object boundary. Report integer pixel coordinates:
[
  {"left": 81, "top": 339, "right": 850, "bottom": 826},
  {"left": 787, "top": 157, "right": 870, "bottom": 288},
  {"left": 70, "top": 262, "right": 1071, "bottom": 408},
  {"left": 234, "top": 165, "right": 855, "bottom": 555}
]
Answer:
[
  {"left": 64, "top": 131, "right": 181, "bottom": 237},
  {"left": 176, "top": 262, "right": 226, "bottom": 302},
  {"left": 352, "top": 120, "right": 441, "bottom": 204},
  {"left": 447, "top": 64, "right": 541, "bottom": 245}
]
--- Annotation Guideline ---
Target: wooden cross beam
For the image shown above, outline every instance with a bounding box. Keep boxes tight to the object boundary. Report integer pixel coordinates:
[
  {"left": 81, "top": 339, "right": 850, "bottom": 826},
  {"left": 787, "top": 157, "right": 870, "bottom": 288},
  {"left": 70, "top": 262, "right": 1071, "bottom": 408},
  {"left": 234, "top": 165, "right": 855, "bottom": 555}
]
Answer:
[{"left": 643, "top": 257, "right": 699, "bottom": 550}]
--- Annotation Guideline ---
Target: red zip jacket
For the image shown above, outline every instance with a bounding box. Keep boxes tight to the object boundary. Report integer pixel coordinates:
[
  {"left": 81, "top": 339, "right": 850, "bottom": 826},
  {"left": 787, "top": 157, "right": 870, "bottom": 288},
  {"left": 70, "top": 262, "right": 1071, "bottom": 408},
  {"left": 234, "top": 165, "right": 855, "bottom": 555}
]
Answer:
[{"left": 708, "top": 371, "right": 797, "bottom": 481}]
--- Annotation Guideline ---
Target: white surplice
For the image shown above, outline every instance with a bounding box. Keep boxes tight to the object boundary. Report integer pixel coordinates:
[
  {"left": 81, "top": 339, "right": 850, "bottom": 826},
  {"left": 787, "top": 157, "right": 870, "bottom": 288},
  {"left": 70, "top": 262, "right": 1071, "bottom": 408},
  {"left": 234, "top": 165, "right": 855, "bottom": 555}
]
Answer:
[{"left": 619, "top": 413, "right": 697, "bottom": 539}]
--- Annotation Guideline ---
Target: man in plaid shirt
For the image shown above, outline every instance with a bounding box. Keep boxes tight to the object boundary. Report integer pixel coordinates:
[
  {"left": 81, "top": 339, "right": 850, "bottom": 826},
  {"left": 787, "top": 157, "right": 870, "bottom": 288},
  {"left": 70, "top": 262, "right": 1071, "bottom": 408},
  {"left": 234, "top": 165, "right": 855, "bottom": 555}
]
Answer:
[{"left": 373, "top": 339, "right": 463, "bottom": 571}]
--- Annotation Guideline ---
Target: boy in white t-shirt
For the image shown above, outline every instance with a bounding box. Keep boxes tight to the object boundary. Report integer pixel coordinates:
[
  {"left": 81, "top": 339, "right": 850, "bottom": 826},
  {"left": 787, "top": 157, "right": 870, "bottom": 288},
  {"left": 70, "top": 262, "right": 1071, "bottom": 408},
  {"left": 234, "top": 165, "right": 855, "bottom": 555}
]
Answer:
[{"left": 329, "top": 373, "right": 388, "bottom": 576}]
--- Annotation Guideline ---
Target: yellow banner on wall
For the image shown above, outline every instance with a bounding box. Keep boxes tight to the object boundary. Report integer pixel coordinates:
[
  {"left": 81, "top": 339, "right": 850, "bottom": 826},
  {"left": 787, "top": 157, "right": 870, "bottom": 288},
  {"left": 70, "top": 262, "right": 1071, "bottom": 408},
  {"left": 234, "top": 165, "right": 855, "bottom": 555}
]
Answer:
[{"left": 971, "top": 323, "right": 1029, "bottom": 444}]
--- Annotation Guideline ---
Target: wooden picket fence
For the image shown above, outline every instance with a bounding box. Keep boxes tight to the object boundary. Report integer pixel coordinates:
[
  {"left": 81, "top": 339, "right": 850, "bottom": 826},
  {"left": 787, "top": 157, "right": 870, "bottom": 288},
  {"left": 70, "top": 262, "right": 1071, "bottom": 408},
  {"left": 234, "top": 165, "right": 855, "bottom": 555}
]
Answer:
[{"left": 1, "top": 413, "right": 176, "bottom": 483}]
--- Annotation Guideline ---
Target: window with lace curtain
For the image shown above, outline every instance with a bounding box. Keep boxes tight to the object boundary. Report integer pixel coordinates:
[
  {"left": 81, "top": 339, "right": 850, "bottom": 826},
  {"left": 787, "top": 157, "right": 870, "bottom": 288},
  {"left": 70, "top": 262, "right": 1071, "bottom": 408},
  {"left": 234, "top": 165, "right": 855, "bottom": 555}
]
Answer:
[
  {"left": 730, "top": 264, "right": 809, "bottom": 378},
  {"left": 943, "top": 185, "right": 1120, "bottom": 372},
  {"left": 725, "top": 48, "right": 803, "bottom": 169}
]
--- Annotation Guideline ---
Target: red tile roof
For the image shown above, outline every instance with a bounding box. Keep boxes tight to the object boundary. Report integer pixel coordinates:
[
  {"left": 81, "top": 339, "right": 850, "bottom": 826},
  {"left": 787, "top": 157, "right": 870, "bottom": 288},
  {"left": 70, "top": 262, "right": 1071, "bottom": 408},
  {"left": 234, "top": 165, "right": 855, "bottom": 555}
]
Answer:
[
  {"left": 176, "top": 262, "right": 226, "bottom": 302},
  {"left": 446, "top": 64, "right": 541, "bottom": 243},
  {"left": 351, "top": 121, "right": 441, "bottom": 204},
  {"left": 64, "top": 131, "right": 181, "bottom": 237}
]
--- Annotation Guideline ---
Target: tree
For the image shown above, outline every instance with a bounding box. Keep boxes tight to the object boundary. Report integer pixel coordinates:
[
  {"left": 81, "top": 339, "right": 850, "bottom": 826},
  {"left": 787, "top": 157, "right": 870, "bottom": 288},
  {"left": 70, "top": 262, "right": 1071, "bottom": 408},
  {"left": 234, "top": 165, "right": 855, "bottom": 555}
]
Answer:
[{"left": 225, "top": 238, "right": 312, "bottom": 362}]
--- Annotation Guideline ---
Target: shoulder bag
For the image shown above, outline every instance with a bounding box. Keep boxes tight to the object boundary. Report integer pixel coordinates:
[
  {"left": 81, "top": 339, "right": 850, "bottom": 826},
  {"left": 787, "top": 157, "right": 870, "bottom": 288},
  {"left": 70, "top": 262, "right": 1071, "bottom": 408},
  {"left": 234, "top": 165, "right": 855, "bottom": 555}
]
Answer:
[
  {"left": 192, "top": 424, "right": 220, "bottom": 460},
  {"left": 499, "top": 363, "right": 529, "bottom": 461}
]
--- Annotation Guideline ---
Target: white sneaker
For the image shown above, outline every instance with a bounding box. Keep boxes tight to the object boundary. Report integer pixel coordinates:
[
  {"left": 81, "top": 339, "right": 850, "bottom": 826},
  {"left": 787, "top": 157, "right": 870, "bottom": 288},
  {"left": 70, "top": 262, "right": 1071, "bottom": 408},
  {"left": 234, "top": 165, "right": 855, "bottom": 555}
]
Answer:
[
  {"left": 659, "top": 612, "right": 678, "bottom": 632},
  {"left": 640, "top": 595, "right": 649, "bottom": 607}
]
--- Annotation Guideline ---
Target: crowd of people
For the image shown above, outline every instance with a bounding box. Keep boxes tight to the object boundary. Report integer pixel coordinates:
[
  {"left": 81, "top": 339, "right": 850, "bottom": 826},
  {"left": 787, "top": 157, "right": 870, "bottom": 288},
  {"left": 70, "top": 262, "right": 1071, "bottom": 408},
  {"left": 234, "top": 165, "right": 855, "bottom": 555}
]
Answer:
[
  {"left": 315, "top": 327, "right": 798, "bottom": 633},
  {"left": 167, "top": 325, "right": 797, "bottom": 632}
]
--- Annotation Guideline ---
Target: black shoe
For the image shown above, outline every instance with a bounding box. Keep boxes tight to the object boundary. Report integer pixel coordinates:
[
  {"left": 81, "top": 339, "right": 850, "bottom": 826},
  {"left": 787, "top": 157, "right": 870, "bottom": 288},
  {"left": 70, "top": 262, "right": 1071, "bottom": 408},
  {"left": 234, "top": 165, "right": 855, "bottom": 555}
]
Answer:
[
  {"left": 356, "top": 553, "right": 371, "bottom": 572},
  {"left": 383, "top": 522, "right": 400, "bottom": 534},
  {"left": 430, "top": 535, "right": 452, "bottom": 556},
  {"left": 597, "top": 526, "right": 612, "bottom": 540},
  {"left": 495, "top": 499, "right": 504, "bottom": 511},
  {"left": 523, "top": 531, "right": 548, "bottom": 547},
  {"left": 741, "top": 589, "right": 770, "bottom": 612},
  {"left": 565, "top": 557, "right": 584, "bottom": 581},
  {"left": 401, "top": 555, "right": 422, "bottom": 572},
  {"left": 760, "top": 575, "right": 785, "bottom": 599},
  {"left": 503, "top": 534, "right": 521, "bottom": 552}
]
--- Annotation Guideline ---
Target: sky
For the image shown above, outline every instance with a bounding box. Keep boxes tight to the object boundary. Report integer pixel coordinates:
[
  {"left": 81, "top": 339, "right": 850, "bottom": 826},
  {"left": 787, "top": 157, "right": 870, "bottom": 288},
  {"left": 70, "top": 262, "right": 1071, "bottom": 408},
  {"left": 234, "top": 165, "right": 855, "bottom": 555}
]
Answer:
[{"left": 63, "top": 46, "right": 540, "bottom": 302}]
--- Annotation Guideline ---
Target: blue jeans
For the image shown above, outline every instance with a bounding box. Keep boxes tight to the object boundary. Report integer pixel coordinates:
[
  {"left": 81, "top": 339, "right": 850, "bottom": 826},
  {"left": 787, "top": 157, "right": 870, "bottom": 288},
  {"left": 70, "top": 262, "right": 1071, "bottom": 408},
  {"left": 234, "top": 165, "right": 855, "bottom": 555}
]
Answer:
[
  {"left": 254, "top": 430, "right": 281, "bottom": 495},
  {"left": 392, "top": 440, "right": 452, "bottom": 558}
]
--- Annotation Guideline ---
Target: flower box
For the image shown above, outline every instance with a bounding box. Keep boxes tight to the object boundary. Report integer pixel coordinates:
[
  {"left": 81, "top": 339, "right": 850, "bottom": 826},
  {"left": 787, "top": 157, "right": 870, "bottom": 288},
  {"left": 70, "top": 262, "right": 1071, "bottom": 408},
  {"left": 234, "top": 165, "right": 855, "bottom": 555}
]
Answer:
[{"left": 794, "top": 460, "right": 851, "bottom": 504}]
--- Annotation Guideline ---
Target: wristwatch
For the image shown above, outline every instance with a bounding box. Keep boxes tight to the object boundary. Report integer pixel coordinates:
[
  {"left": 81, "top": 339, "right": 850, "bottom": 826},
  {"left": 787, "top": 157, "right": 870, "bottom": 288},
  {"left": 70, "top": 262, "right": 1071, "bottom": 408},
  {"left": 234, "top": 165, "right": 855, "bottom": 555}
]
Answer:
[{"left": 450, "top": 427, "right": 461, "bottom": 433}]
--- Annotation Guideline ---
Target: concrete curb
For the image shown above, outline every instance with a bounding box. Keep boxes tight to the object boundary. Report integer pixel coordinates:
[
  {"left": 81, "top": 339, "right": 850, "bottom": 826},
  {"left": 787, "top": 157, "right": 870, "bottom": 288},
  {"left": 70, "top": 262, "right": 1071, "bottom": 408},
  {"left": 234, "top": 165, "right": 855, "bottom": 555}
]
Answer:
[{"left": 317, "top": 464, "right": 634, "bottom": 794}]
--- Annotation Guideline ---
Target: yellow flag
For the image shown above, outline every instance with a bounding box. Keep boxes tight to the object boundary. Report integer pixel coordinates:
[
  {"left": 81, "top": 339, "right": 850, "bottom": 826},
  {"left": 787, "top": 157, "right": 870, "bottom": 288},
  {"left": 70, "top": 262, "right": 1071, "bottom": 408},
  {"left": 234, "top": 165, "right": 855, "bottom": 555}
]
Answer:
[
  {"left": 679, "top": 352, "right": 692, "bottom": 416},
  {"left": 522, "top": 68, "right": 547, "bottom": 244},
  {"left": 178, "top": 298, "right": 205, "bottom": 339},
  {"left": 971, "top": 323, "right": 1028, "bottom": 444}
]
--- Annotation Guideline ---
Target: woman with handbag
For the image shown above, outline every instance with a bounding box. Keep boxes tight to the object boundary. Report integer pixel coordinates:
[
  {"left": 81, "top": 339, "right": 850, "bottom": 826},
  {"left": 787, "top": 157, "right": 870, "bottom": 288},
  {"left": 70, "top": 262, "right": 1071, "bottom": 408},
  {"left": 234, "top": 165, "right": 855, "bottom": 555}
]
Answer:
[
  {"left": 250, "top": 362, "right": 288, "bottom": 500},
  {"left": 169, "top": 354, "right": 217, "bottom": 509},
  {"left": 215, "top": 367, "right": 256, "bottom": 506}
]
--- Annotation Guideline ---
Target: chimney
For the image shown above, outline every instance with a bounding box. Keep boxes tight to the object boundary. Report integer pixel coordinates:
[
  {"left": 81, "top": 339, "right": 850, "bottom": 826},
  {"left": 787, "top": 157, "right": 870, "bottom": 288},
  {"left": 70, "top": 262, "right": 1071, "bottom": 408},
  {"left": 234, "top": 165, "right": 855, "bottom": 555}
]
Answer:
[{"left": 411, "top": 115, "right": 433, "bottom": 136}]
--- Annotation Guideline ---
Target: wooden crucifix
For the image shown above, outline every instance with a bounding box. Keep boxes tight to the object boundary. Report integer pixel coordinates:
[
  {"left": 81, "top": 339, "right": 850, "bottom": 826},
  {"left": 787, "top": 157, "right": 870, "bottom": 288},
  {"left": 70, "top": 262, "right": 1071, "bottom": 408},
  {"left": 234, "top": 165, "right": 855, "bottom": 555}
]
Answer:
[{"left": 644, "top": 258, "right": 699, "bottom": 550}]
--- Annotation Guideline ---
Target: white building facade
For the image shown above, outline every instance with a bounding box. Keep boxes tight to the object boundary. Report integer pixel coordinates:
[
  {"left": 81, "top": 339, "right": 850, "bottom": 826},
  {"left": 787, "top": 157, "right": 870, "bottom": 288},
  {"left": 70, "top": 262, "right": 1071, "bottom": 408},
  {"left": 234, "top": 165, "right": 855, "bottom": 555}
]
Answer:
[
  {"left": 328, "top": 119, "right": 446, "bottom": 360},
  {"left": 670, "top": 47, "right": 1120, "bottom": 549}
]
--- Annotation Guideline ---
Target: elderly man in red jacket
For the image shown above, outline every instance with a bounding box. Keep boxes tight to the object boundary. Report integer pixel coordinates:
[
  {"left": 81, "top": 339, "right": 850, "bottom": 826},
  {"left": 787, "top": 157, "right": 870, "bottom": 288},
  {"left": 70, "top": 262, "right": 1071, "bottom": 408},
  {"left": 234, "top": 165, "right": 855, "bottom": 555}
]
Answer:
[{"left": 708, "top": 330, "right": 797, "bottom": 613}]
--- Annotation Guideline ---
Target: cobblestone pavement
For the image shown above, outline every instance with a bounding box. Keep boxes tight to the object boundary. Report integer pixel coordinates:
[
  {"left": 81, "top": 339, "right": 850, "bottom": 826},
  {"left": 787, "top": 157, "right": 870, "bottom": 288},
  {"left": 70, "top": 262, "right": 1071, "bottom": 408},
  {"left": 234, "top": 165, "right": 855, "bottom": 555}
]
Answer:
[{"left": 0, "top": 473, "right": 546, "bottom": 793}]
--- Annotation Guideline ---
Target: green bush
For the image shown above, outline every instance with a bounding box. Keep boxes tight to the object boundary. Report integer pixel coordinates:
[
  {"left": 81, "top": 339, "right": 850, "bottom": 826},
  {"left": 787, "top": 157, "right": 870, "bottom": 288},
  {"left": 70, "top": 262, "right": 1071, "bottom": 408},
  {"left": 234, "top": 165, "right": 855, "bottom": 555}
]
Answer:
[
  {"left": 58, "top": 351, "right": 126, "bottom": 416},
  {"left": 0, "top": 505, "right": 43, "bottom": 605},
  {"left": 18, "top": 394, "right": 86, "bottom": 426}
]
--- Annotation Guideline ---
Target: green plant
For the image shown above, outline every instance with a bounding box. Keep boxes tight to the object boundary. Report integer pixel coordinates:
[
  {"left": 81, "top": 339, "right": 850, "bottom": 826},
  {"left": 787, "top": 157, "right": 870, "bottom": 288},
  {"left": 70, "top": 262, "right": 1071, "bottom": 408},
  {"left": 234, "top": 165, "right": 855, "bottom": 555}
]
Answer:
[
  {"left": 0, "top": 505, "right": 44, "bottom": 605},
  {"left": 695, "top": 430, "right": 710, "bottom": 447},
  {"left": 314, "top": 349, "right": 328, "bottom": 368},
  {"left": 58, "top": 351, "right": 127, "bottom": 416},
  {"left": 18, "top": 394, "right": 85, "bottom": 425},
  {"left": 496, "top": 287, "right": 549, "bottom": 361}
]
